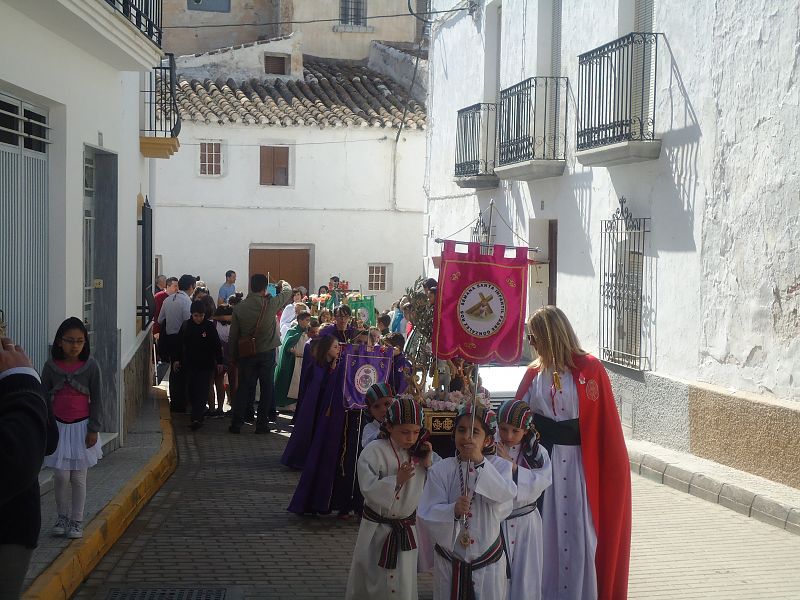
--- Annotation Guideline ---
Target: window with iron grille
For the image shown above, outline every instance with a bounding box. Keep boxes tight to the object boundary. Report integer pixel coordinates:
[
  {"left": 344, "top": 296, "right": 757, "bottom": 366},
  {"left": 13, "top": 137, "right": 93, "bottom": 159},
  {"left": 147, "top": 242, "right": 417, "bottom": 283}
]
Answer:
[
  {"left": 368, "top": 264, "right": 389, "bottom": 291},
  {"left": 599, "top": 198, "right": 650, "bottom": 370},
  {"left": 199, "top": 142, "right": 221, "bottom": 176},
  {"left": 340, "top": 0, "right": 367, "bottom": 26}
]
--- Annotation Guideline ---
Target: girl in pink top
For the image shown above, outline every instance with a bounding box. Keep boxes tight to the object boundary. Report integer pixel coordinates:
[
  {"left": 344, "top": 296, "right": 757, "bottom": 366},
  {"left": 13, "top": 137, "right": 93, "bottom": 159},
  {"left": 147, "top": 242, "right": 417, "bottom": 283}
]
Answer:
[{"left": 42, "top": 317, "right": 104, "bottom": 540}]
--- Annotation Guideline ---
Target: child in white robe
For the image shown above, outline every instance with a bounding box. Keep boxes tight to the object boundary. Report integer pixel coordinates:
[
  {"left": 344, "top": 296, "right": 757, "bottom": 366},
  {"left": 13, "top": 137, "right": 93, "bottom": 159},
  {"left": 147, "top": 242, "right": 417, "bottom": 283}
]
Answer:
[
  {"left": 418, "top": 404, "right": 516, "bottom": 600},
  {"left": 346, "top": 396, "right": 433, "bottom": 600},
  {"left": 495, "top": 399, "right": 553, "bottom": 600},
  {"left": 361, "top": 382, "right": 394, "bottom": 448}
]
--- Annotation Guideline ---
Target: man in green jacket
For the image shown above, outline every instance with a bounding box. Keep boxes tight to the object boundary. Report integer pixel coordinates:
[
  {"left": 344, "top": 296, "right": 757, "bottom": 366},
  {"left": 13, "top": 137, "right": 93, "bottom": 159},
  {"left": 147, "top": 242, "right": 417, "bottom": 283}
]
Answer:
[{"left": 229, "top": 274, "right": 292, "bottom": 434}]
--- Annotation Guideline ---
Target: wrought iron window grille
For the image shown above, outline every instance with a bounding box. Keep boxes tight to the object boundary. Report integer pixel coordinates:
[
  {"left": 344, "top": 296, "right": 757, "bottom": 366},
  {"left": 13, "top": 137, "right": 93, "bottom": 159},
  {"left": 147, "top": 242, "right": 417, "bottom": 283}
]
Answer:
[
  {"left": 137, "top": 197, "right": 154, "bottom": 331},
  {"left": 143, "top": 53, "right": 181, "bottom": 139},
  {"left": 599, "top": 197, "right": 651, "bottom": 370},
  {"left": 497, "top": 77, "right": 569, "bottom": 166},
  {"left": 454, "top": 103, "right": 497, "bottom": 177},
  {"left": 340, "top": 0, "right": 368, "bottom": 26},
  {"left": 577, "top": 32, "right": 660, "bottom": 151},
  {"left": 104, "top": 0, "right": 163, "bottom": 47}
]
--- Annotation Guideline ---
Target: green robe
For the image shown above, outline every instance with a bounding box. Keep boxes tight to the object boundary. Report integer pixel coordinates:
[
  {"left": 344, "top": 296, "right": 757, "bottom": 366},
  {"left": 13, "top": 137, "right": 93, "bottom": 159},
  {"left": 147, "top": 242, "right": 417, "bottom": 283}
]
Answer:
[{"left": 274, "top": 323, "right": 306, "bottom": 408}]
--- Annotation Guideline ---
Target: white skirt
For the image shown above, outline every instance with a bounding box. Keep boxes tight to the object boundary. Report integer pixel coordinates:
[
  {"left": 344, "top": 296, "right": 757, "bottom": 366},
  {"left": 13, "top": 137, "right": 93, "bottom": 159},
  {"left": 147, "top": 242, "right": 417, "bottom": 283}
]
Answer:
[{"left": 44, "top": 419, "right": 103, "bottom": 471}]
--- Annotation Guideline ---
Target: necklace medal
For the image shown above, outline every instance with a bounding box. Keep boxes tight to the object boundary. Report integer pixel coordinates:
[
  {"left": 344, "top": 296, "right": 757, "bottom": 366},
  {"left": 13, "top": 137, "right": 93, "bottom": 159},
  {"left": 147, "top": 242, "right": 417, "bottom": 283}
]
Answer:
[{"left": 458, "top": 527, "right": 471, "bottom": 548}]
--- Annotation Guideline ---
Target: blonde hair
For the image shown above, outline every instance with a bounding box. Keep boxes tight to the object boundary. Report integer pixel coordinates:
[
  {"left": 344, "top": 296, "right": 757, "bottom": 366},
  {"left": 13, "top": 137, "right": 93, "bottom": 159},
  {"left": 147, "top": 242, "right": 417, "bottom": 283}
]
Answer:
[{"left": 527, "top": 305, "right": 586, "bottom": 373}]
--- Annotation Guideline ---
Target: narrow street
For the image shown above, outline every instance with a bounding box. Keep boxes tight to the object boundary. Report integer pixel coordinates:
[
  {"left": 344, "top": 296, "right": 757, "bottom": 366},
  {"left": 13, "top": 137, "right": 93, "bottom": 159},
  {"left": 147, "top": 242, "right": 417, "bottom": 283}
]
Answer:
[{"left": 73, "top": 416, "right": 800, "bottom": 600}]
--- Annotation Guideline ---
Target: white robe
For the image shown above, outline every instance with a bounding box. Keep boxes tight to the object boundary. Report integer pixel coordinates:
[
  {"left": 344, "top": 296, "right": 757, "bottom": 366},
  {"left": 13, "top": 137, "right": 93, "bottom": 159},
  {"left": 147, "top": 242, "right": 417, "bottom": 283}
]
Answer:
[
  {"left": 346, "top": 439, "right": 427, "bottom": 600},
  {"left": 418, "top": 456, "right": 516, "bottom": 600},
  {"left": 495, "top": 440, "right": 553, "bottom": 600},
  {"left": 361, "top": 420, "right": 381, "bottom": 448},
  {"left": 279, "top": 304, "right": 296, "bottom": 340},
  {"left": 520, "top": 370, "right": 598, "bottom": 600},
  {"left": 287, "top": 332, "right": 308, "bottom": 401}
]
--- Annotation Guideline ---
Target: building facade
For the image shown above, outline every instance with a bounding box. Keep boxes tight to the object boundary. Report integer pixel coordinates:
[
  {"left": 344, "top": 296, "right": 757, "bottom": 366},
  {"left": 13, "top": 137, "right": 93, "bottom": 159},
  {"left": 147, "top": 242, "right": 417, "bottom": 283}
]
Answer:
[
  {"left": 153, "top": 36, "right": 427, "bottom": 309},
  {"left": 0, "top": 0, "right": 180, "bottom": 445},
  {"left": 424, "top": 0, "right": 800, "bottom": 486},
  {"left": 162, "top": 0, "right": 427, "bottom": 59}
]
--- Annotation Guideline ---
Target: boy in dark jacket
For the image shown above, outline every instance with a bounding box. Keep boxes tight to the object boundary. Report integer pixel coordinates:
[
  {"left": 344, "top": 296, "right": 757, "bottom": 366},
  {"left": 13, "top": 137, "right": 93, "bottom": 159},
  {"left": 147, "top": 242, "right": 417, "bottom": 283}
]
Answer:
[{"left": 178, "top": 300, "right": 223, "bottom": 430}]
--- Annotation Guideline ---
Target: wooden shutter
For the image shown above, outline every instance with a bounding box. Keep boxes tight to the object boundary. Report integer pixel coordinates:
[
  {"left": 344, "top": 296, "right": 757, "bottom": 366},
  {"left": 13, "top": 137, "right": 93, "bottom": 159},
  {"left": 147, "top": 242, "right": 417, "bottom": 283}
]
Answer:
[
  {"left": 274, "top": 147, "right": 289, "bottom": 186},
  {"left": 260, "top": 146, "right": 274, "bottom": 185},
  {"left": 264, "top": 55, "right": 288, "bottom": 75}
]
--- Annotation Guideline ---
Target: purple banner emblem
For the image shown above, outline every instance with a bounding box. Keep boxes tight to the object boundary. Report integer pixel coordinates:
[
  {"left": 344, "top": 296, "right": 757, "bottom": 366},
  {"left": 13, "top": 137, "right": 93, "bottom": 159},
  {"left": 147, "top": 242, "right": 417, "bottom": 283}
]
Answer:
[{"left": 342, "top": 344, "right": 393, "bottom": 409}]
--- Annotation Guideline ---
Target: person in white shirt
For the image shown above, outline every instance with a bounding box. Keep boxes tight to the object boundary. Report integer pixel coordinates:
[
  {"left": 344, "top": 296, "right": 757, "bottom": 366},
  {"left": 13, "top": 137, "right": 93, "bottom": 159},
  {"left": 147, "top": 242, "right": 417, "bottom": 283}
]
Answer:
[{"left": 158, "top": 274, "right": 195, "bottom": 412}]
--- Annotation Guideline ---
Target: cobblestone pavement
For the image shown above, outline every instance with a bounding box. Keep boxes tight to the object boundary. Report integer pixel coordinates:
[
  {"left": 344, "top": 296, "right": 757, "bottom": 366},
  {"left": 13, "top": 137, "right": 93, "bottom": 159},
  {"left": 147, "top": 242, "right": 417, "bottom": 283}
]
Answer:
[{"left": 74, "top": 415, "right": 800, "bottom": 600}]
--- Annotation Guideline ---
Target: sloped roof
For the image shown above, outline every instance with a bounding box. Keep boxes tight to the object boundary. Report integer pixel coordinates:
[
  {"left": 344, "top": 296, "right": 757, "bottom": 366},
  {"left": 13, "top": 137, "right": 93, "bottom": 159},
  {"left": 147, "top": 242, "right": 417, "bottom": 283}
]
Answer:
[{"left": 174, "top": 58, "right": 427, "bottom": 129}]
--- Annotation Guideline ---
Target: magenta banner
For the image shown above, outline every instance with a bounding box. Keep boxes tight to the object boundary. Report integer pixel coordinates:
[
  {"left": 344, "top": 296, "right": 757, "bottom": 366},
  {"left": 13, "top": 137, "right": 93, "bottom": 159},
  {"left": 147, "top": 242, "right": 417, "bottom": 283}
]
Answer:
[
  {"left": 342, "top": 343, "right": 394, "bottom": 409},
  {"left": 432, "top": 241, "right": 528, "bottom": 365}
]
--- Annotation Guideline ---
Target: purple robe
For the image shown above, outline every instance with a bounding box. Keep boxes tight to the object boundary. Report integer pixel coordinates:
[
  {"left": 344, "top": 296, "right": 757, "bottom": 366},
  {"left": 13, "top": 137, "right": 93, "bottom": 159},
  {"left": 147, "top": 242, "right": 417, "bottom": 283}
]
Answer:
[
  {"left": 391, "top": 352, "right": 412, "bottom": 395},
  {"left": 287, "top": 361, "right": 364, "bottom": 515},
  {"left": 281, "top": 340, "right": 324, "bottom": 469}
]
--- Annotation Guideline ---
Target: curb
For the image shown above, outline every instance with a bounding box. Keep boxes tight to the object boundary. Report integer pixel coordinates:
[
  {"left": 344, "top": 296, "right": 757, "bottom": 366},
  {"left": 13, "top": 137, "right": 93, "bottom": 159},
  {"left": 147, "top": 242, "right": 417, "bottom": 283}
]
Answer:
[
  {"left": 628, "top": 448, "right": 800, "bottom": 536},
  {"left": 23, "top": 389, "right": 177, "bottom": 600}
]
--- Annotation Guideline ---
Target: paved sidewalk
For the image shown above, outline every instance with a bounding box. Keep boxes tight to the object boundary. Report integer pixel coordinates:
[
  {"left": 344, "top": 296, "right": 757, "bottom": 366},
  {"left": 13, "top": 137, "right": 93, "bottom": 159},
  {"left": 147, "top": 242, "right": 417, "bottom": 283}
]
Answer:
[
  {"left": 25, "top": 395, "right": 162, "bottom": 589},
  {"left": 70, "top": 414, "right": 800, "bottom": 600}
]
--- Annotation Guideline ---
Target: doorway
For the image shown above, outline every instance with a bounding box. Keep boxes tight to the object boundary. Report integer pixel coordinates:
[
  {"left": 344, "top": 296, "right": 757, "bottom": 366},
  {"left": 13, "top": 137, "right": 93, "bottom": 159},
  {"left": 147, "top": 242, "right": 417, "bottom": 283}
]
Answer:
[{"left": 248, "top": 247, "right": 310, "bottom": 292}]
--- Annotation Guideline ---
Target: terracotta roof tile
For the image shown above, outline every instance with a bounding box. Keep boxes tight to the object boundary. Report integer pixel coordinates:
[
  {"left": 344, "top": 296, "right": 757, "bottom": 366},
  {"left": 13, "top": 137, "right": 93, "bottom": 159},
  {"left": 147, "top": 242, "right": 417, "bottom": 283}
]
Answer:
[{"left": 172, "top": 58, "right": 427, "bottom": 129}]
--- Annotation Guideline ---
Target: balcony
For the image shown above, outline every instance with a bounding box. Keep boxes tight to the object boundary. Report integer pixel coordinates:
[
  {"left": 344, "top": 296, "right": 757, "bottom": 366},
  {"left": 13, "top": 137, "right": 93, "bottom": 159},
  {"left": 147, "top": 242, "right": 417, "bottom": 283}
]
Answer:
[
  {"left": 576, "top": 32, "right": 661, "bottom": 167},
  {"left": 454, "top": 103, "right": 499, "bottom": 189},
  {"left": 5, "top": 0, "right": 164, "bottom": 70},
  {"left": 495, "top": 77, "right": 569, "bottom": 181},
  {"left": 104, "top": 0, "right": 163, "bottom": 48},
  {"left": 140, "top": 54, "right": 181, "bottom": 159}
]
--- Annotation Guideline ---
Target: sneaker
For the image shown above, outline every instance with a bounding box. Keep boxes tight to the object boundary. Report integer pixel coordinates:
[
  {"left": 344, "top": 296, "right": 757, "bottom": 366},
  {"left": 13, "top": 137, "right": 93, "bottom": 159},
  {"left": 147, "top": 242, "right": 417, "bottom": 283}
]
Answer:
[
  {"left": 66, "top": 520, "right": 83, "bottom": 539},
  {"left": 52, "top": 515, "right": 69, "bottom": 536},
  {"left": 190, "top": 420, "right": 203, "bottom": 431},
  {"left": 244, "top": 413, "right": 255, "bottom": 426},
  {"left": 210, "top": 409, "right": 225, "bottom": 419}
]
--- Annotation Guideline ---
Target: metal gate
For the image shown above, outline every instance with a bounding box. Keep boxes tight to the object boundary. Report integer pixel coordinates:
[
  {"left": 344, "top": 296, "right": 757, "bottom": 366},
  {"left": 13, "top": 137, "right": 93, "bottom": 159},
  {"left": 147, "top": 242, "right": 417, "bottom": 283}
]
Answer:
[
  {"left": 0, "top": 92, "right": 49, "bottom": 368},
  {"left": 599, "top": 197, "right": 650, "bottom": 370},
  {"left": 83, "top": 150, "right": 96, "bottom": 335}
]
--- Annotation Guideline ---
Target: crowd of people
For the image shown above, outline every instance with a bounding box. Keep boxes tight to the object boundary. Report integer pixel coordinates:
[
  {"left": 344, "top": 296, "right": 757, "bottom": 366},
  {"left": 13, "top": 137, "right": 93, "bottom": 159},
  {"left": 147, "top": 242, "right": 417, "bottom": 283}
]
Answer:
[{"left": 0, "top": 269, "right": 630, "bottom": 600}]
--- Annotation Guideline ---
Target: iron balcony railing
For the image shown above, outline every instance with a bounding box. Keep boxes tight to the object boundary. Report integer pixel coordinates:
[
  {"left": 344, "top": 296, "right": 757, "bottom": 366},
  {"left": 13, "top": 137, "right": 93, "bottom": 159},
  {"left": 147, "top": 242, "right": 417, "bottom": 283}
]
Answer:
[
  {"left": 497, "top": 76, "right": 569, "bottom": 166},
  {"left": 577, "top": 32, "right": 659, "bottom": 151},
  {"left": 142, "top": 53, "right": 181, "bottom": 138},
  {"left": 454, "top": 103, "right": 497, "bottom": 177},
  {"left": 105, "top": 0, "right": 163, "bottom": 47}
]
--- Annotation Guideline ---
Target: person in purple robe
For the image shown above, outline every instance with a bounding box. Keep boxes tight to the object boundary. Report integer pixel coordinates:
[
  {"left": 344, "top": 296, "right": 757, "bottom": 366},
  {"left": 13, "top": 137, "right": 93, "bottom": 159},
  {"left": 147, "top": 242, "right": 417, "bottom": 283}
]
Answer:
[
  {"left": 281, "top": 325, "right": 337, "bottom": 470},
  {"left": 287, "top": 334, "right": 365, "bottom": 518}
]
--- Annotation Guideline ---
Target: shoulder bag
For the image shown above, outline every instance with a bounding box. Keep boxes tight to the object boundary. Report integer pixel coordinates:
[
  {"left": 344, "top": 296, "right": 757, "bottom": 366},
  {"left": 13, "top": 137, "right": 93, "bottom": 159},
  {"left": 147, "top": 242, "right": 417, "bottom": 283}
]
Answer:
[{"left": 237, "top": 299, "right": 267, "bottom": 358}]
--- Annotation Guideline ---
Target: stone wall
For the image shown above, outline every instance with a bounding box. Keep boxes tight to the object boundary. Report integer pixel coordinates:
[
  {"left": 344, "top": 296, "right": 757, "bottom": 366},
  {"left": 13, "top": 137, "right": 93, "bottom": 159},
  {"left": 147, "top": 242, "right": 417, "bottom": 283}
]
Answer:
[{"left": 123, "top": 330, "right": 154, "bottom": 434}]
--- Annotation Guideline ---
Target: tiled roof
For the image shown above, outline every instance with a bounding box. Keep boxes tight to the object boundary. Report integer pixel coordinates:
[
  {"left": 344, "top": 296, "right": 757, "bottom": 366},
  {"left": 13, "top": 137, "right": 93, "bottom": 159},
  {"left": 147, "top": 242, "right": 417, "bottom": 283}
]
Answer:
[{"left": 173, "top": 58, "right": 427, "bottom": 129}]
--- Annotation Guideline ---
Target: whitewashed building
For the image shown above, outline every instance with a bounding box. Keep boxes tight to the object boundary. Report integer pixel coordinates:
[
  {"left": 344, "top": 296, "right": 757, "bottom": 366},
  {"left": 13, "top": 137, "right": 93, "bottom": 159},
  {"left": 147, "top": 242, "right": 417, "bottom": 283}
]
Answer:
[
  {"left": 152, "top": 34, "right": 427, "bottom": 308},
  {"left": 424, "top": 0, "right": 800, "bottom": 486},
  {"left": 0, "top": 0, "right": 180, "bottom": 444}
]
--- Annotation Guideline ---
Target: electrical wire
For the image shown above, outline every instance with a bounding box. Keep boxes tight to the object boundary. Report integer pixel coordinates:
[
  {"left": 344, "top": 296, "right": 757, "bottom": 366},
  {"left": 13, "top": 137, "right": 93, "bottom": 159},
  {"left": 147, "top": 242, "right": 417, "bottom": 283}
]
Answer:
[
  {"left": 490, "top": 203, "right": 531, "bottom": 246},
  {"left": 176, "top": 137, "right": 392, "bottom": 148},
  {"left": 435, "top": 204, "right": 491, "bottom": 242},
  {"left": 163, "top": 8, "right": 464, "bottom": 29}
]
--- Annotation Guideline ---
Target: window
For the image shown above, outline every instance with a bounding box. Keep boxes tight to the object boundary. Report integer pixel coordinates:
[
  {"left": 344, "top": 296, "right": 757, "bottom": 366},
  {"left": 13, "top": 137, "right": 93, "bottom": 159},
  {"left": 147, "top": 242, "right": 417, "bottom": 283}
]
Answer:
[
  {"left": 340, "top": 0, "right": 367, "bottom": 26},
  {"left": 199, "top": 141, "right": 221, "bottom": 175},
  {"left": 264, "top": 54, "right": 289, "bottom": 75},
  {"left": 187, "top": 0, "right": 231, "bottom": 12},
  {"left": 368, "top": 264, "right": 389, "bottom": 291},
  {"left": 0, "top": 95, "right": 48, "bottom": 153},
  {"left": 260, "top": 146, "right": 289, "bottom": 186}
]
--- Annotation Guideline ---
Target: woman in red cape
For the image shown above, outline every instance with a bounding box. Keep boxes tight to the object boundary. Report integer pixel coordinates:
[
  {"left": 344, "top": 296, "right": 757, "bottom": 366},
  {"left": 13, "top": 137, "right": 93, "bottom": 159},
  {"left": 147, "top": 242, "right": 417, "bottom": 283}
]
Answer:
[{"left": 515, "top": 306, "right": 631, "bottom": 600}]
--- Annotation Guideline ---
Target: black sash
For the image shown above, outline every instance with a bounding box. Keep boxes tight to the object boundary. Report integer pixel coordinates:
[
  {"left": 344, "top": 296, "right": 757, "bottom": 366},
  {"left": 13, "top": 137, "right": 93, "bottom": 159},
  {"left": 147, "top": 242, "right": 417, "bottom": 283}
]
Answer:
[{"left": 533, "top": 414, "right": 580, "bottom": 455}]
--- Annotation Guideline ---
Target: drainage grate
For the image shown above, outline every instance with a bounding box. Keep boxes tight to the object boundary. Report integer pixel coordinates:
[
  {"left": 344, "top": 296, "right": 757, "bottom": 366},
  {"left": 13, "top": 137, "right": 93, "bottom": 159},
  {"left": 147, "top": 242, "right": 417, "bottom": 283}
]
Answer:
[{"left": 106, "top": 589, "right": 228, "bottom": 600}]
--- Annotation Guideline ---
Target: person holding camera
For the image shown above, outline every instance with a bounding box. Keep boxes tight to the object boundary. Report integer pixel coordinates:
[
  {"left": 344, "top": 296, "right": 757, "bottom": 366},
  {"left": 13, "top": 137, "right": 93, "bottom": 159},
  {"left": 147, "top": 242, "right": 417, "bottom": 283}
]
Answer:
[{"left": 228, "top": 274, "right": 292, "bottom": 434}]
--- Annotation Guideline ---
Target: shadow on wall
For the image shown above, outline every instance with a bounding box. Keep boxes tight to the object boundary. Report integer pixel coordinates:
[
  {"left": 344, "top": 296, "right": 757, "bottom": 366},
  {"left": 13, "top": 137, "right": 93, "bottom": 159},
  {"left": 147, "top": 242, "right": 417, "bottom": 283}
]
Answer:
[{"left": 608, "top": 35, "right": 700, "bottom": 254}]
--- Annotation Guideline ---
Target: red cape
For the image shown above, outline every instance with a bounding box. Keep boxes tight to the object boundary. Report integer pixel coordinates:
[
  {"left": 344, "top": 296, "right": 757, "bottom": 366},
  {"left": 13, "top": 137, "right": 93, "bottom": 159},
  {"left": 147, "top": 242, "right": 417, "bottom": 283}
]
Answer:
[{"left": 515, "top": 353, "right": 632, "bottom": 600}]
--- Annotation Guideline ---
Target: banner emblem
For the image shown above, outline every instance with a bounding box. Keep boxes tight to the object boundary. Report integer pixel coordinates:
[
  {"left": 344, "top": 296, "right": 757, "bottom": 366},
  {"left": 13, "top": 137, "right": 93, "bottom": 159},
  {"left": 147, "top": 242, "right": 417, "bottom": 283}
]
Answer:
[
  {"left": 354, "top": 363, "right": 379, "bottom": 394},
  {"left": 458, "top": 281, "right": 506, "bottom": 338}
]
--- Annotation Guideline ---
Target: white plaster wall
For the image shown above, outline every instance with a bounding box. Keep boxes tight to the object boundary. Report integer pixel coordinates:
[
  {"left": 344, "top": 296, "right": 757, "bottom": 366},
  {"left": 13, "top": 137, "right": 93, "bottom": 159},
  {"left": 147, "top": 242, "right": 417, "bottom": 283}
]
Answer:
[
  {"left": 0, "top": 2, "right": 150, "bottom": 364},
  {"left": 425, "top": 0, "right": 799, "bottom": 400},
  {"left": 152, "top": 123, "right": 426, "bottom": 309}
]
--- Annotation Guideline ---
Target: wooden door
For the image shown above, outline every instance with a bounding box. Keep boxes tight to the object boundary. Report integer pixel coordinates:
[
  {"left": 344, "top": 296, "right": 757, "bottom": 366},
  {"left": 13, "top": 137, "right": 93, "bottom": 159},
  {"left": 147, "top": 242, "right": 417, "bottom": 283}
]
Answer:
[{"left": 248, "top": 248, "right": 310, "bottom": 292}]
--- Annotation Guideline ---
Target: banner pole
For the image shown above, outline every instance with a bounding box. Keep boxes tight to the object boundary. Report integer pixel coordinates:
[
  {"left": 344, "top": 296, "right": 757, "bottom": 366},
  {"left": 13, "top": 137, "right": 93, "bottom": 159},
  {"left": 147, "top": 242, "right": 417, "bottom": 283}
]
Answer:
[{"left": 351, "top": 407, "right": 363, "bottom": 501}]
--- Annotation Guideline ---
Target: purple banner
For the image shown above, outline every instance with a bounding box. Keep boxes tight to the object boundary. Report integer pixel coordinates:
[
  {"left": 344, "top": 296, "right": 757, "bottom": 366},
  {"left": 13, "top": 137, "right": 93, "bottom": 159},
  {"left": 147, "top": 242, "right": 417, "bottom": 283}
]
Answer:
[{"left": 342, "top": 344, "right": 393, "bottom": 409}]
